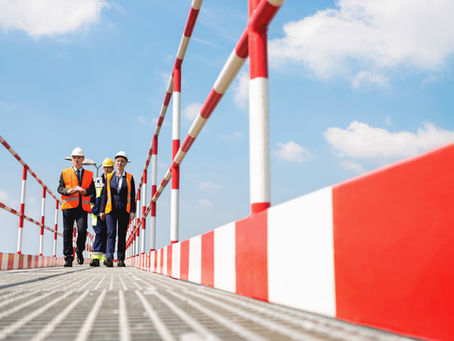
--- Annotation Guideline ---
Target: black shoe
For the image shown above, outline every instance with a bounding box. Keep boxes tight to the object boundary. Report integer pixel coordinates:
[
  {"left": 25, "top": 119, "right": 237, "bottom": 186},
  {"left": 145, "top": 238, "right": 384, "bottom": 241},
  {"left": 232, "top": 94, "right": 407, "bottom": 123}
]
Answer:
[
  {"left": 117, "top": 261, "right": 125, "bottom": 267},
  {"left": 64, "top": 259, "right": 73, "bottom": 267},
  {"left": 90, "top": 259, "right": 100, "bottom": 267},
  {"left": 104, "top": 259, "right": 113, "bottom": 267},
  {"left": 76, "top": 252, "right": 84, "bottom": 265}
]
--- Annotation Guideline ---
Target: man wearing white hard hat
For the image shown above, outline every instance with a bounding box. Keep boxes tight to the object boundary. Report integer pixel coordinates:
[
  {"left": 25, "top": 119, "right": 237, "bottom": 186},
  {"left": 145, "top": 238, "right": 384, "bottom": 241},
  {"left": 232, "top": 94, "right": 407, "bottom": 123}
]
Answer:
[
  {"left": 57, "top": 147, "right": 95, "bottom": 267},
  {"left": 100, "top": 151, "right": 136, "bottom": 267}
]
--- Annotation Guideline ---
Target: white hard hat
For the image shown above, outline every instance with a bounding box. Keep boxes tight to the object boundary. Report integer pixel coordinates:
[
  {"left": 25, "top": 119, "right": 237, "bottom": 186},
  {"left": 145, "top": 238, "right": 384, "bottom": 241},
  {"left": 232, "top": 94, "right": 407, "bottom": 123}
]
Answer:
[
  {"left": 71, "top": 147, "right": 84, "bottom": 157},
  {"left": 115, "top": 151, "right": 128, "bottom": 162}
]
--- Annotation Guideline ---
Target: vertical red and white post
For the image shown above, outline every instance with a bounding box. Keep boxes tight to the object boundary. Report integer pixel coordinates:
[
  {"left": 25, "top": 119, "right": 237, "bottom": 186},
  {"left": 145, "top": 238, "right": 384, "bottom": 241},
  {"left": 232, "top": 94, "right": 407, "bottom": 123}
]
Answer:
[
  {"left": 135, "top": 188, "right": 141, "bottom": 256},
  {"left": 39, "top": 187, "right": 46, "bottom": 256},
  {"left": 17, "top": 165, "right": 28, "bottom": 254},
  {"left": 141, "top": 170, "right": 147, "bottom": 254},
  {"left": 150, "top": 135, "right": 158, "bottom": 251},
  {"left": 171, "top": 65, "right": 181, "bottom": 244},
  {"left": 53, "top": 201, "right": 58, "bottom": 257}
]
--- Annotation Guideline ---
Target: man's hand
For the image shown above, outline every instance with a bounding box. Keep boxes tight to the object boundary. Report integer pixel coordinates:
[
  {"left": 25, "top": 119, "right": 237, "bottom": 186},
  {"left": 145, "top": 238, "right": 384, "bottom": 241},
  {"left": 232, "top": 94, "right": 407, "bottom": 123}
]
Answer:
[
  {"left": 67, "top": 188, "right": 76, "bottom": 195},
  {"left": 79, "top": 188, "right": 86, "bottom": 195},
  {"left": 100, "top": 213, "right": 105, "bottom": 221},
  {"left": 130, "top": 213, "right": 135, "bottom": 221}
]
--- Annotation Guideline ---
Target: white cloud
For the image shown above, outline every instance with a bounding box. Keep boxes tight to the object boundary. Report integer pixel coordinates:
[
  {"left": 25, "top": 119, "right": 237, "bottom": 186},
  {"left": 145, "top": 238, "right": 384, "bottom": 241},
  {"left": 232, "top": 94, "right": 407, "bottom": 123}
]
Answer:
[
  {"left": 197, "top": 181, "right": 222, "bottom": 192},
  {"left": 385, "top": 116, "right": 392, "bottom": 126},
  {"left": 183, "top": 102, "right": 202, "bottom": 121},
  {"left": 0, "top": 0, "right": 108, "bottom": 38},
  {"left": 197, "top": 199, "right": 212, "bottom": 207},
  {"left": 269, "top": 0, "right": 454, "bottom": 83},
  {"left": 340, "top": 160, "right": 366, "bottom": 174},
  {"left": 273, "top": 141, "right": 311, "bottom": 163},
  {"left": 324, "top": 121, "right": 454, "bottom": 161},
  {"left": 232, "top": 71, "right": 249, "bottom": 109}
]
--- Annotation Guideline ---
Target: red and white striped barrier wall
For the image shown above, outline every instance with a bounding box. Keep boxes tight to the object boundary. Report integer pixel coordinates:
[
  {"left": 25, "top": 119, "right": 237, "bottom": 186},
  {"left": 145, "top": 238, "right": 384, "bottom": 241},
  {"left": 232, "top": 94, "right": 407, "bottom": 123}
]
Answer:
[
  {"left": 128, "top": 142, "right": 454, "bottom": 341},
  {"left": 0, "top": 252, "right": 65, "bottom": 271}
]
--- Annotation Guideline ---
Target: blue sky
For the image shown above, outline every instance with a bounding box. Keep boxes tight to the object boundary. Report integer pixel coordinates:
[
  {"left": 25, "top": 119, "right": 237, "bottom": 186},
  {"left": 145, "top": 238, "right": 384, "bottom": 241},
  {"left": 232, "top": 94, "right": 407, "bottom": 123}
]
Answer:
[{"left": 1, "top": 0, "right": 453, "bottom": 256}]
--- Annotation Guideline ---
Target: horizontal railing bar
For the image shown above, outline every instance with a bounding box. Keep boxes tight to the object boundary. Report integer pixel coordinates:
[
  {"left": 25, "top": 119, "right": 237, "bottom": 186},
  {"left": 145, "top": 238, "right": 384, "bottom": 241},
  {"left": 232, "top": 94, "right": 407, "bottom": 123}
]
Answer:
[
  {"left": 0, "top": 201, "right": 63, "bottom": 237},
  {"left": 0, "top": 135, "right": 60, "bottom": 203}
]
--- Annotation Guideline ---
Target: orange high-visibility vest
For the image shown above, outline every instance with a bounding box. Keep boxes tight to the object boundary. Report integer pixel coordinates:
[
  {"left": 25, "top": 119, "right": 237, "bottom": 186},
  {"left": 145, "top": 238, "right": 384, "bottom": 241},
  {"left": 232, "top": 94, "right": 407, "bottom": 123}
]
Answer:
[
  {"left": 61, "top": 168, "right": 93, "bottom": 212},
  {"left": 105, "top": 172, "right": 132, "bottom": 213}
]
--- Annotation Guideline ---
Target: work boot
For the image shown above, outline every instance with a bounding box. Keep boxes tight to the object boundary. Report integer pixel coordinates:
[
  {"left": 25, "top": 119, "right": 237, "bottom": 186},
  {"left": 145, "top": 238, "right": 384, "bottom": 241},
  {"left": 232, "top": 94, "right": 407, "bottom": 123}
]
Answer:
[
  {"left": 64, "top": 258, "right": 73, "bottom": 267},
  {"left": 90, "top": 259, "right": 100, "bottom": 267},
  {"left": 104, "top": 258, "right": 113, "bottom": 267},
  {"left": 117, "top": 260, "right": 125, "bottom": 267},
  {"left": 76, "top": 251, "right": 84, "bottom": 265}
]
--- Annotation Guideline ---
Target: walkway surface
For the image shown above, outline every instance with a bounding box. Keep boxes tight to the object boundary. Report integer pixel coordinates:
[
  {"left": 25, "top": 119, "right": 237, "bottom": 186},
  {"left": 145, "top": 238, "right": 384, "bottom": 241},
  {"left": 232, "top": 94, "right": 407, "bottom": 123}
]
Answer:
[{"left": 0, "top": 266, "right": 417, "bottom": 341}]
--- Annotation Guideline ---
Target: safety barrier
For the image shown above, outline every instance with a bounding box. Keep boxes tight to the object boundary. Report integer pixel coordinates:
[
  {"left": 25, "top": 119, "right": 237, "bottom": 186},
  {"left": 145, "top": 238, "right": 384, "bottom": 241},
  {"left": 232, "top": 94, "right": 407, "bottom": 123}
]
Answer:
[
  {"left": 125, "top": 0, "right": 284, "bottom": 260},
  {"left": 128, "top": 142, "right": 454, "bottom": 341},
  {"left": 0, "top": 135, "right": 93, "bottom": 267}
]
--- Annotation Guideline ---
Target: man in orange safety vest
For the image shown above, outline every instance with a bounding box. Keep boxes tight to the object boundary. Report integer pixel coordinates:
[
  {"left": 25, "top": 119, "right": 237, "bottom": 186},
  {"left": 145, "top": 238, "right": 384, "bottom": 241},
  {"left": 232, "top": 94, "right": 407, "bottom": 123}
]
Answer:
[{"left": 57, "top": 147, "right": 95, "bottom": 267}]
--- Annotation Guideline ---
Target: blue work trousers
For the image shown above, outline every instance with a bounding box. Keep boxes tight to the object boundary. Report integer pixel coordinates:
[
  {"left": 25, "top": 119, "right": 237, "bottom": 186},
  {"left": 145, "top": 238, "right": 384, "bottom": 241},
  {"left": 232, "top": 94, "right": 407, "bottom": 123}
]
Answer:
[
  {"left": 92, "top": 218, "right": 107, "bottom": 253},
  {"left": 106, "top": 210, "right": 129, "bottom": 261}
]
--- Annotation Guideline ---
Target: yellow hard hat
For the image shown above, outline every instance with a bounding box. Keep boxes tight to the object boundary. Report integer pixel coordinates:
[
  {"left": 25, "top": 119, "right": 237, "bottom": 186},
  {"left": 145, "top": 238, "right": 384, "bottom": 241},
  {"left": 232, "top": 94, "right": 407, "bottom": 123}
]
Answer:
[{"left": 102, "top": 157, "right": 114, "bottom": 167}]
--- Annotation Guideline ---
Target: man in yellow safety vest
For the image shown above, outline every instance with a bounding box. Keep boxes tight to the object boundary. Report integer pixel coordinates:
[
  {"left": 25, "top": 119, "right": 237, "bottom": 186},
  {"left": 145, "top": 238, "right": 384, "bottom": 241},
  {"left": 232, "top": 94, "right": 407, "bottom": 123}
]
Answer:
[{"left": 89, "top": 157, "right": 114, "bottom": 266}]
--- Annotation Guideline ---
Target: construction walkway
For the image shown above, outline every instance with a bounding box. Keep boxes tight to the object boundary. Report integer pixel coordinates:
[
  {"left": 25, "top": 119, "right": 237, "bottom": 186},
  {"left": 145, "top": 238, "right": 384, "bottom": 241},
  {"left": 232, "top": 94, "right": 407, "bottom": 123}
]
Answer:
[{"left": 0, "top": 266, "right": 415, "bottom": 341}]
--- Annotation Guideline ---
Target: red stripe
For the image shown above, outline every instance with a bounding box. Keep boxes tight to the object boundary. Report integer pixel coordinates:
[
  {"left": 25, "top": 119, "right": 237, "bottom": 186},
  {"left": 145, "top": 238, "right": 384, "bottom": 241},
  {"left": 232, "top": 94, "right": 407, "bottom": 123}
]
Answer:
[
  {"left": 333, "top": 143, "right": 454, "bottom": 341},
  {"left": 27, "top": 255, "right": 32, "bottom": 268},
  {"left": 160, "top": 178, "right": 169, "bottom": 188},
  {"left": 200, "top": 89, "right": 223, "bottom": 119},
  {"left": 250, "top": 1, "right": 282, "bottom": 31},
  {"left": 167, "top": 245, "right": 172, "bottom": 276},
  {"left": 201, "top": 231, "right": 214, "bottom": 287},
  {"left": 154, "top": 250, "right": 157, "bottom": 271},
  {"left": 173, "top": 67, "right": 181, "bottom": 91},
  {"left": 172, "top": 140, "right": 180, "bottom": 159},
  {"left": 160, "top": 248, "right": 164, "bottom": 274},
  {"left": 251, "top": 202, "right": 270, "bottom": 213},
  {"left": 7, "top": 253, "right": 14, "bottom": 270},
  {"left": 2, "top": 140, "right": 11, "bottom": 149},
  {"left": 19, "top": 203, "right": 25, "bottom": 227},
  {"left": 184, "top": 8, "right": 200, "bottom": 37},
  {"left": 235, "top": 210, "right": 268, "bottom": 301},
  {"left": 0, "top": 253, "right": 3, "bottom": 269},
  {"left": 249, "top": 28, "right": 268, "bottom": 79},
  {"left": 180, "top": 240, "right": 190, "bottom": 281},
  {"left": 172, "top": 165, "right": 179, "bottom": 189},
  {"left": 157, "top": 116, "right": 165, "bottom": 127},
  {"left": 152, "top": 135, "right": 158, "bottom": 155},
  {"left": 181, "top": 135, "right": 195, "bottom": 152},
  {"left": 235, "top": 29, "right": 249, "bottom": 59},
  {"left": 163, "top": 92, "right": 172, "bottom": 106},
  {"left": 18, "top": 254, "right": 24, "bottom": 269},
  {"left": 151, "top": 185, "right": 157, "bottom": 196}
]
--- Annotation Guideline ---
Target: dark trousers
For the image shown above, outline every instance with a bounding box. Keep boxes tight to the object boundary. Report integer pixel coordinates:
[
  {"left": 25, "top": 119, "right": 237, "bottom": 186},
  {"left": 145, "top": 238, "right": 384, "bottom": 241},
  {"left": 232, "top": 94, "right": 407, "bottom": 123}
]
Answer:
[
  {"left": 62, "top": 206, "right": 88, "bottom": 260},
  {"left": 92, "top": 218, "right": 107, "bottom": 253},
  {"left": 106, "top": 210, "right": 129, "bottom": 261}
]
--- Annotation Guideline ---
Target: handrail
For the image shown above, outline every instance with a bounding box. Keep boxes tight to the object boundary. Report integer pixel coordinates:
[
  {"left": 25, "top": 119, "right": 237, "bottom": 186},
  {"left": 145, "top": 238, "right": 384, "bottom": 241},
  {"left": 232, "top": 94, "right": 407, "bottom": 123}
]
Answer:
[
  {"left": 129, "top": 0, "right": 203, "bottom": 254},
  {"left": 127, "top": 0, "right": 284, "bottom": 258},
  {"left": 0, "top": 201, "right": 63, "bottom": 237},
  {"left": 0, "top": 135, "right": 93, "bottom": 257}
]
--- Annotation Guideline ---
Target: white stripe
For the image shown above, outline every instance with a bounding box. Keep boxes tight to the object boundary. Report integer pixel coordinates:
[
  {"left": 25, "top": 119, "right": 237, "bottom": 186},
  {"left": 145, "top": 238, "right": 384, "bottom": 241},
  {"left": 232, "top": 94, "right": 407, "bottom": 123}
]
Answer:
[
  {"left": 119, "top": 273, "right": 128, "bottom": 291},
  {"left": 249, "top": 77, "right": 270, "bottom": 204},
  {"left": 214, "top": 50, "right": 246, "bottom": 94},
  {"left": 0, "top": 290, "right": 40, "bottom": 310},
  {"left": 118, "top": 290, "right": 131, "bottom": 341},
  {"left": 172, "top": 92, "right": 181, "bottom": 139},
  {"left": 214, "top": 222, "right": 236, "bottom": 292},
  {"left": 187, "top": 116, "right": 207, "bottom": 142},
  {"left": 136, "top": 290, "right": 176, "bottom": 341},
  {"left": 171, "top": 243, "right": 180, "bottom": 279},
  {"left": 188, "top": 235, "right": 201, "bottom": 284},
  {"left": 170, "top": 189, "right": 179, "bottom": 242},
  {"left": 176, "top": 36, "right": 190, "bottom": 60},
  {"left": 191, "top": 0, "right": 202, "bottom": 10},
  {"left": 74, "top": 290, "right": 107, "bottom": 341},
  {"left": 267, "top": 0, "right": 285, "bottom": 6},
  {"left": 109, "top": 274, "right": 114, "bottom": 290},
  {"left": 20, "top": 179, "right": 26, "bottom": 204}
]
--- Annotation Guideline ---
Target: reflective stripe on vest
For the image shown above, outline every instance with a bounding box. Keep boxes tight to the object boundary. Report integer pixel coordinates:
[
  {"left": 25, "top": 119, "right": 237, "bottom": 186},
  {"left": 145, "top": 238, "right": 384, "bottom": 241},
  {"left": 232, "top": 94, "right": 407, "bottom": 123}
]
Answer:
[
  {"left": 105, "top": 172, "right": 132, "bottom": 214},
  {"left": 61, "top": 168, "right": 93, "bottom": 212},
  {"left": 91, "top": 177, "right": 105, "bottom": 225}
]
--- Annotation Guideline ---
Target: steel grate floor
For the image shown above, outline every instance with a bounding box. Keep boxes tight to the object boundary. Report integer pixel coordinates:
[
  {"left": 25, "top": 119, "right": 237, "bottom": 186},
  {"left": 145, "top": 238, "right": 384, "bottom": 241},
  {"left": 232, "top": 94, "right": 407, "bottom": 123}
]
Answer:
[{"left": 0, "top": 266, "right": 418, "bottom": 341}]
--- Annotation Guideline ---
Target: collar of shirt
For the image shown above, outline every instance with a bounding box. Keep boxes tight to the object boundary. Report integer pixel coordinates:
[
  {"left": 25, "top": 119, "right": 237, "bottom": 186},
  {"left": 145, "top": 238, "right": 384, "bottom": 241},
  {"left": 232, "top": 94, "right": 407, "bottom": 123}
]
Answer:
[{"left": 73, "top": 166, "right": 84, "bottom": 172}]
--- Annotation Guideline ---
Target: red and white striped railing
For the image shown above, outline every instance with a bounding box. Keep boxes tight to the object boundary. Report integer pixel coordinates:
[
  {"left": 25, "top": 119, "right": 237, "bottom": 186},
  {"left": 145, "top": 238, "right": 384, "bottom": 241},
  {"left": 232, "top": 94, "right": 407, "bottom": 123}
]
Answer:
[
  {"left": 0, "top": 135, "right": 93, "bottom": 262},
  {"left": 126, "top": 0, "right": 284, "bottom": 259},
  {"left": 127, "top": 0, "right": 203, "bottom": 256}
]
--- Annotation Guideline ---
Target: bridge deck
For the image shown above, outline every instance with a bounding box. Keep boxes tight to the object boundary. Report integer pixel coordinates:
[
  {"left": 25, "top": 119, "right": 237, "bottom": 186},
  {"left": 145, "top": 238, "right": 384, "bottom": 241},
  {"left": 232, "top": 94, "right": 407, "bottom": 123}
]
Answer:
[{"left": 0, "top": 266, "right": 414, "bottom": 341}]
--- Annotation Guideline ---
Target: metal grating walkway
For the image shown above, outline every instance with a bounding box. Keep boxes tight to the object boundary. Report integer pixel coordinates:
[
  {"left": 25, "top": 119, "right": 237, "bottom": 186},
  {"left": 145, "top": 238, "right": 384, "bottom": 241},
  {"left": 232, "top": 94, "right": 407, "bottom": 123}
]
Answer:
[{"left": 0, "top": 266, "right": 416, "bottom": 341}]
